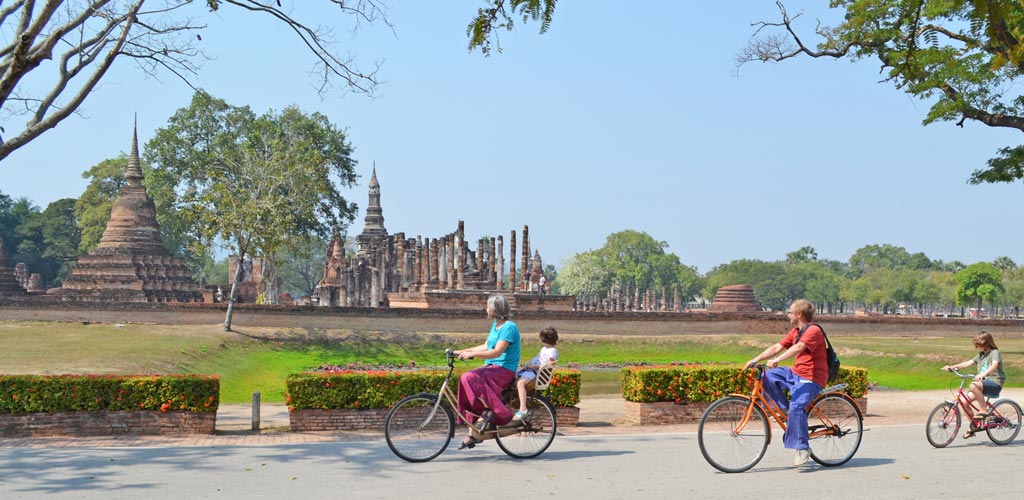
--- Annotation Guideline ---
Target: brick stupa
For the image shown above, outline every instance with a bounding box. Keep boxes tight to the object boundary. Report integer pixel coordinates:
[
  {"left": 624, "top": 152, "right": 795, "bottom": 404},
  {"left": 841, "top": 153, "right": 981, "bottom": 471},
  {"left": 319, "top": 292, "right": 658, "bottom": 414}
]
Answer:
[
  {"left": 0, "top": 236, "right": 25, "bottom": 296},
  {"left": 708, "top": 284, "right": 762, "bottom": 312},
  {"left": 61, "top": 125, "right": 202, "bottom": 303}
]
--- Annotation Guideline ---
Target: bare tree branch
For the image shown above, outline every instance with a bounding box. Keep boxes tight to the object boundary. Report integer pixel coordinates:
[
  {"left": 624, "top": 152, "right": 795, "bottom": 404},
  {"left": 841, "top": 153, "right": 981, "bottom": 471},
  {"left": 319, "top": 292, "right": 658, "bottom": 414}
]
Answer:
[{"left": 0, "top": 0, "right": 392, "bottom": 161}]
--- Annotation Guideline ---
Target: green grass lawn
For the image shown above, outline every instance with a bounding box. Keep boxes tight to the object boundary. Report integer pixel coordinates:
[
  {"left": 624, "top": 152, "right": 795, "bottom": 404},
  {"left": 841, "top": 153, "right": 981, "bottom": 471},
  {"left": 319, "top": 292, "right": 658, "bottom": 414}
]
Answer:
[{"left": 2, "top": 321, "right": 1018, "bottom": 403}]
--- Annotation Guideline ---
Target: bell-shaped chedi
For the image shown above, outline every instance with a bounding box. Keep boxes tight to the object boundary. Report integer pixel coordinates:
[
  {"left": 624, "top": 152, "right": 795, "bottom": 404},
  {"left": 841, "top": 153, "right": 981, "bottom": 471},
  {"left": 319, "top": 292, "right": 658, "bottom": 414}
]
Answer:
[
  {"left": 708, "top": 284, "right": 763, "bottom": 313},
  {"left": 61, "top": 124, "right": 201, "bottom": 303},
  {"left": 0, "top": 236, "right": 25, "bottom": 296}
]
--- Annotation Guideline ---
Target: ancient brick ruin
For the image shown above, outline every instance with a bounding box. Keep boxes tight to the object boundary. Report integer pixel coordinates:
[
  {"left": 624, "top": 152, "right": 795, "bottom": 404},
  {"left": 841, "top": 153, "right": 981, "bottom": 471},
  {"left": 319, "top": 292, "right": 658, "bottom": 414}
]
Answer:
[
  {"left": 314, "top": 169, "right": 569, "bottom": 311},
  {"left": 0, "top": 237, "right": 25, "bottom": 297},
  {"left": 707, "top": 284, "right": 763, "bottom": 312},
  {"left": 60, "top": 126, "right": 202, "bottom": 303}
]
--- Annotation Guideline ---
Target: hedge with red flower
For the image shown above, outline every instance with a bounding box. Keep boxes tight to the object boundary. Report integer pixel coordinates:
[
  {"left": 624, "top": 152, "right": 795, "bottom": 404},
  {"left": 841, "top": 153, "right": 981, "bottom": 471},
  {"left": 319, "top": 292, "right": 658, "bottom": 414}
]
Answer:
[
  {"left": 622, "top": 365, "right": 868, "bottom": 403},
  {"left": 0, "top": 374, "right": 219, "bottom": 413},
  {"left": 285, "top": 369, "right": 582, "bottom": 410}
]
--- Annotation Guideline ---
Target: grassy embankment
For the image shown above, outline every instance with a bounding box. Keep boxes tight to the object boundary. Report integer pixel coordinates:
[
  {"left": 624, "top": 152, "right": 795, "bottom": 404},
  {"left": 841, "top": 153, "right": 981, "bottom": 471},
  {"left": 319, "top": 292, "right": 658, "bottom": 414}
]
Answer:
[{"left": 1, "top": 321, "right": 1018, "bottom": 403}]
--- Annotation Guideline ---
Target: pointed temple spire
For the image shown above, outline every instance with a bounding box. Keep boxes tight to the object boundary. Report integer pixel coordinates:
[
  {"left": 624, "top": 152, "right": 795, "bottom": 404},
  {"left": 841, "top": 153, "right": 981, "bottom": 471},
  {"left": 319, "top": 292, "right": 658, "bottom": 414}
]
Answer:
[
  {"left": 125, "top": 114, "right": 144, "bottom": 183},
  {"left": 61, "top": 121, "right": 201, "bottom": 303},
  {"left": 361, "top": 163, "right": 387, "bottom": 236}
]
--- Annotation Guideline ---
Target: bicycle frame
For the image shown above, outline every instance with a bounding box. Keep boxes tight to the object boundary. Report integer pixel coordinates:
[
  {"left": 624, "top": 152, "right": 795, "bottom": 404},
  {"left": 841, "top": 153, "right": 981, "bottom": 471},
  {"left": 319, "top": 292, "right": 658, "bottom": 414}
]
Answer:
[
  {"left": 944, "top": 369, "right": 992, "bottom": 423},
  {"left": 731, "top": 365, "right": 851, "bottom": 441}
]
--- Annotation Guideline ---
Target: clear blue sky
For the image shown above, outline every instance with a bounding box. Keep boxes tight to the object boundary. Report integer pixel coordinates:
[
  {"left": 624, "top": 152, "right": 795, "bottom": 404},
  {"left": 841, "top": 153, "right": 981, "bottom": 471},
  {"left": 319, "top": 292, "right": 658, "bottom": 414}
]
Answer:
[{"left": 2, "top": 2, "right": 1021, "bottom": 273}]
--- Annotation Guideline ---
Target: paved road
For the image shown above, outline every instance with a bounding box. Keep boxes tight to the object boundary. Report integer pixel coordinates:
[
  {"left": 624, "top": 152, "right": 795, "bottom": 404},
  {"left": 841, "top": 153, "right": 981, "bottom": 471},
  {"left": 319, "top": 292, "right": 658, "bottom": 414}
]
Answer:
[{"left": 1, "top": 423, "right": 1021, "bottom": 500}]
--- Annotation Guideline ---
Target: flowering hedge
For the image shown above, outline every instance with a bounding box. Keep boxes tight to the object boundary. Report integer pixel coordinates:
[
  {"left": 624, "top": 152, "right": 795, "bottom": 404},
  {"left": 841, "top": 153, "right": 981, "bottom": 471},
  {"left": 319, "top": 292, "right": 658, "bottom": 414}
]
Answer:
[
  {"left": 622, "top": 365, "right": 869, "bottom": 403},
  {"left": 0, "top": 374, "right": 220, "bottom": 413},
  {"left": 544, "top": 370, "right": 581, "bottom": 407},
  {"left": 286, "top": 369, "right": 583, "bottom": 410},
  {"left": 286, "top": 371, "right": 447, "bottom": 410}
]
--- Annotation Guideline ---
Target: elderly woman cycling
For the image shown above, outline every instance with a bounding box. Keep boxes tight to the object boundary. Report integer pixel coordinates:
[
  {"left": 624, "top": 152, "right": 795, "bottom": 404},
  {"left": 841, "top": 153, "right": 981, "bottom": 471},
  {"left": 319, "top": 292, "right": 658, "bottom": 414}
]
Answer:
[{"left": 453, "top": 294, "right": 521, "bottom": 450}]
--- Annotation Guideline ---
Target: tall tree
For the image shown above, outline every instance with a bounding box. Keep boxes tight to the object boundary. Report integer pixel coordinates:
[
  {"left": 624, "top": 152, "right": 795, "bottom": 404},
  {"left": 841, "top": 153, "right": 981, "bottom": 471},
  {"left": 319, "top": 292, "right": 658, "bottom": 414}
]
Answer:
[
  {"left": 557, "top": 250, "right": 611, "bottom": 303},
  {"left": 739, "top": 1, "right": 1024, "bottom": 184},
  {"left": 147, "top": 91, "right": 358, "bottom": 331},
  {"left": 9, "top": 198, "right": 79, "bottom": 286},
  {"left": 0, "top": 1, "right": 391, "bottom": 162},
  {"left": 955, "top": 262, "right": 1004, "bottom": 315}
]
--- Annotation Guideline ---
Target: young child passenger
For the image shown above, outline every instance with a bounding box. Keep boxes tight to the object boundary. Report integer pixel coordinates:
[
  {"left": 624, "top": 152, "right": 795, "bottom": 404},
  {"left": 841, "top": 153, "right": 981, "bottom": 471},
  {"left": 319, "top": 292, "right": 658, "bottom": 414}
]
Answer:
[{"left": 512, "top": 327, "right": 559, "bottom": 421}]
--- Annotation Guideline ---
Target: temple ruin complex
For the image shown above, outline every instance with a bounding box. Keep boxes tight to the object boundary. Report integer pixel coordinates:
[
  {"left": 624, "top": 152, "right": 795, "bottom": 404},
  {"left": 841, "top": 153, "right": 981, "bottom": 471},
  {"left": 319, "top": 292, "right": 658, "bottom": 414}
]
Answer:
[
  {"left": 60, "top": 125, "right": 202, "bottom": 303},
  {"left": 314, "top": 169, "right": 571, "bottom": 311}
]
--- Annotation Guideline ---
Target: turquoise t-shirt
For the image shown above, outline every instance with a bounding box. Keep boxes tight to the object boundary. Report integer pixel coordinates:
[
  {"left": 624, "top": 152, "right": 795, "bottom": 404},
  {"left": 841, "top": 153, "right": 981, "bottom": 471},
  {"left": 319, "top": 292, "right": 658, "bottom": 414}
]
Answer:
[{"left": 484, "top": 320, "right": 520, "bottom": 372}]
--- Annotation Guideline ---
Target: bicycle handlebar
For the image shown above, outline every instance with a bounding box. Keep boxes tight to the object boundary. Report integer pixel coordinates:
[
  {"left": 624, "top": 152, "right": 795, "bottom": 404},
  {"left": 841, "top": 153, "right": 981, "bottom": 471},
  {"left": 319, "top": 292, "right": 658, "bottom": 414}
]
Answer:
[{"left": 943, "top": 367, "right": 976, "bottom": 380}]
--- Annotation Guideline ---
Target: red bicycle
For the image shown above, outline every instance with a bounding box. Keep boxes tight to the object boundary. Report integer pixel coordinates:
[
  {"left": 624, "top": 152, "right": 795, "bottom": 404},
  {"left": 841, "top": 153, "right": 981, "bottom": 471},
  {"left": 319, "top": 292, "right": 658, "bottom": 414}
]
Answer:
[{"left": 925, "top": 368, "right": 1021, "bottom": 447}]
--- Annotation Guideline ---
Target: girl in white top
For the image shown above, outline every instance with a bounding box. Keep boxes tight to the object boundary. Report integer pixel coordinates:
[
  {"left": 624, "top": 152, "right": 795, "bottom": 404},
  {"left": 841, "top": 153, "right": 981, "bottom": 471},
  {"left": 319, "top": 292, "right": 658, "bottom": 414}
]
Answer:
[{"left": 513, "top": 327, "right": 559, "bottom": 421}]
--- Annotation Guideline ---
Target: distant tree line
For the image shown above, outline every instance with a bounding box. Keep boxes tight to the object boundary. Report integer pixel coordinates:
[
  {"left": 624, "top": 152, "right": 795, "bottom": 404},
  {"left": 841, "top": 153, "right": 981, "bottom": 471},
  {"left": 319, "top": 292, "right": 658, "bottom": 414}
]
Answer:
[{"left": 558, "top": 239, "right": 1022, "bottom": 317}]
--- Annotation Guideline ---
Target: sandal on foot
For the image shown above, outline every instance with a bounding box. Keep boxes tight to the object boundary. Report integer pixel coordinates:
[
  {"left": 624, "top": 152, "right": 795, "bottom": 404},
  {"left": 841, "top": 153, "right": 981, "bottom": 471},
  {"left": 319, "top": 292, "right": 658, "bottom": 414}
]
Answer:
[
  {"left": 457, "top": 436, "right": 481, "bottom": 450},
  {"left": 963, "top": 429, "right": 977, "bottom": 439},
  {"left": 474, "top": 411, "right": 495, "bottom": 433}
]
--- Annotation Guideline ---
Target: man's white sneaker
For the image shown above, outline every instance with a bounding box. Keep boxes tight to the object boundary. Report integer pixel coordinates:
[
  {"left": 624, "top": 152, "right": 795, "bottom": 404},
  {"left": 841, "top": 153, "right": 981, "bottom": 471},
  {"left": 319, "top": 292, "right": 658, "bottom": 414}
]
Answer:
[{"left": 794, "top": 449, "right": 810, "bottom": 466}]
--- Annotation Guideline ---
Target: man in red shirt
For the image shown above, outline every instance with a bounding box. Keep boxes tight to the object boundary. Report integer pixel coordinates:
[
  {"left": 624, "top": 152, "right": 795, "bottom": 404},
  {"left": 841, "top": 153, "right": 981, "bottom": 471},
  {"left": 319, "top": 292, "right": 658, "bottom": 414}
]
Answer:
[{"left": 745, "top": 299, "right": 828, "bottom": 466}]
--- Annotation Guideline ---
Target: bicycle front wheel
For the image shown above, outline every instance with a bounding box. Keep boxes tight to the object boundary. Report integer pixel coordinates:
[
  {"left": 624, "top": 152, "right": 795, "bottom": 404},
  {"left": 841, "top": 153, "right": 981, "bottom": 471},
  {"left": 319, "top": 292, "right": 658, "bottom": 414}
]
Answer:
[
  {"left": 495, "top": 394, "right": 557, "bottom": 459},
  {"left": 697, "top": 396, "right": 769, "bottom": 473},
  {"left": 807, "top": 394, "right": 863, "bottom": 466},
  {"left": 926, "top": 401, "right": 960, "bottom": 448},
  {"left": 986, "top": 399, "right": 1022, "bottom": 445},
  {"left": 384, "top": 394, "right": 455, "bottom": 462}
]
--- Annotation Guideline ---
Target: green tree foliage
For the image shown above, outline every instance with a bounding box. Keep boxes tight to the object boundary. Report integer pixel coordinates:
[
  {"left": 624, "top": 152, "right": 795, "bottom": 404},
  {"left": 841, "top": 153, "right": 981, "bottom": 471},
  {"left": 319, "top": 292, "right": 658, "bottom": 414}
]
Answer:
[
  {"left": 557, "top": 250, "right": 611, "bottom": 302},
  {"left": 955, "top": 262, "right": 1004, "bottom": 312},
  {"left": 276, "top": 235, "right": 330, "bottom": 299},
  {"left": 848, "top": 244, "right": 931, "bottom": 278},
  {"left": 705, "top": 259, "right": 797, "bottom": 311},
  {"left": 3, "top": 198, "right": 80, "bottom": 286},
  {"left": 740, "top": 1, "right": 1024, "bottom": 184},
  {"left": 0, "top": 1, "right": 390, "bottom": 161},
  {"left": 467, "top": 0, "right": 557, "bottom": 55},
  {"left": 147, "top": 91, "right": 359, "bottom": 330}
]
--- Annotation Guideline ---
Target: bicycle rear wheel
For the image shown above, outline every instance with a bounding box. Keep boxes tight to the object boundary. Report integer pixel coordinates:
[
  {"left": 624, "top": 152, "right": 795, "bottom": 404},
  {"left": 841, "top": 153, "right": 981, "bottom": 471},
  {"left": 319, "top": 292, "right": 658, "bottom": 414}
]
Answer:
[
  {"left": 384, "top": 394, "right": 455, "bottom": 462},
  {"left": 985, "top": 399, "right": 1022, "bottom": 445},
  {"left": 697, "top": 396, "right": 769, "bottom": 473},
  {"left": 807, "top": 394, "right": 863, "bottom": 466},
  {"left": 925, "top": 401, "right": 960, "bottom": 448},
  {"left": 495, "top": 394, "right": 557, "bottom": 459}
]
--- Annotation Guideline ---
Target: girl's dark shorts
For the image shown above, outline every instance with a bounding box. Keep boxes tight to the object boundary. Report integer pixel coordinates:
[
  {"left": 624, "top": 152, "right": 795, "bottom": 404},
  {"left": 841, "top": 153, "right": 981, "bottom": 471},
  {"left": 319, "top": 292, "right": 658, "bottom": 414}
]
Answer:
[{"left": 981, "top": 380, "right": 1002, "bottom": 398}]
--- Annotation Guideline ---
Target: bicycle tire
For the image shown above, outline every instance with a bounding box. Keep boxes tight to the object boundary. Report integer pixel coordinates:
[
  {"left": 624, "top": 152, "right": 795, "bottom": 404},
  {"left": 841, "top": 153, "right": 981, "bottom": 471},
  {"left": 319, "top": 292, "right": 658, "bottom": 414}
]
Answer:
[
  {"left": 807, "top": 393, "right": 863, "bottom": 466},
  {"left": 985, "top": 399, "right": 1022, "bottom": 445},
  {"left": 384, "top": 394, "right": 455, "bottom": 462},
  {"left": 495, "top": 394, "right": 557, "bottom": 459},
  {"left": 697, "top": 396, "right": 769, "bottom": 473},
  {"left": 925, "top": 401, "right": 960, "bottom": 448}
]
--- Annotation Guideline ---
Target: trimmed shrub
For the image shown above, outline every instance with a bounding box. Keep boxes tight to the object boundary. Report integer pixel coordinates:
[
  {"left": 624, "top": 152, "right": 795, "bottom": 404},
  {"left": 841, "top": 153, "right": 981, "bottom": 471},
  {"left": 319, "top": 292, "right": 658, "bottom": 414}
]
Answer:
[
  {"left": 622, "top": 365, "right": 868, "bottom": 403},
  {"left": 286, "top": 369, "right": 583, "bottom": 410},
  {"left": 0, "top": 374, "right": 220, "bottom": 413}
]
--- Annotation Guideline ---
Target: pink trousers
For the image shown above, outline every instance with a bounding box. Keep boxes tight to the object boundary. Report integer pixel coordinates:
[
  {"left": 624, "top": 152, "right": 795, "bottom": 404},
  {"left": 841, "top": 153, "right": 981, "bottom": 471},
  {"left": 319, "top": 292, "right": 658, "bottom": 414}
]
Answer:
[{"left": 457, "top": 365, "right": 516, "bottom": 426}]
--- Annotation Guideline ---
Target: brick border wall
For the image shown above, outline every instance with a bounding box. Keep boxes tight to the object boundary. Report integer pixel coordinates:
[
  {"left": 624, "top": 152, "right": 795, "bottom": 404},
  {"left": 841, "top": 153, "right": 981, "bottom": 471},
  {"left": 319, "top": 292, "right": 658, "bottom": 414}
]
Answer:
[
  {"left": 624, "top": 397, "right": 868, "bottom": 426},
  {"left": 0, "top": 411, "right": 216, "bottom": 437},
  {"left": 290, "top": 406, "right": 579, "bottom": 432}
]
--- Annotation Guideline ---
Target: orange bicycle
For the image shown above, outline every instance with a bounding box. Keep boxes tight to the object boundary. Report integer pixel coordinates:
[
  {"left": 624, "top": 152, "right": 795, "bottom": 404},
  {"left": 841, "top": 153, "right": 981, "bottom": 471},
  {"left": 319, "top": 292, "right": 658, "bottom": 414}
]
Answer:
[
  {"left": 925, "top": 368, "right": 1021, "bottom": 448},
  {"left": 697, "top": 364, "right": 864, "bottom": 473}
]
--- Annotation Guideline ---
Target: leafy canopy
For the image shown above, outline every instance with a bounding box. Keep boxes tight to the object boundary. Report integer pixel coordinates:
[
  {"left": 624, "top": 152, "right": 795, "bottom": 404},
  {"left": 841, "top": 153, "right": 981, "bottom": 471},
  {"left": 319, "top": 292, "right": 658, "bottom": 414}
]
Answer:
[{"left": 739, "top": 1, "right": 1024, "bottom": 184}]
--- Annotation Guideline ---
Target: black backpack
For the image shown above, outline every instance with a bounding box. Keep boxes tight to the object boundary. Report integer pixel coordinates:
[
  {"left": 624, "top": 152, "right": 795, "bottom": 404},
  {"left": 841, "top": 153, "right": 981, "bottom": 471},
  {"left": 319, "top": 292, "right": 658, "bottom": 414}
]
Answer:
[{"left": 796, "top": 323, "right": 841, "bottom": 383}]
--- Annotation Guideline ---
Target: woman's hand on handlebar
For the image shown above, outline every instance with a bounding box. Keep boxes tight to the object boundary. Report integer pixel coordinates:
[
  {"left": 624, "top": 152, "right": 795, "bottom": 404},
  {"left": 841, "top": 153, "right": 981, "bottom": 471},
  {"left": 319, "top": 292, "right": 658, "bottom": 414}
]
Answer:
[{"left": 454, "top": 350, "right": 474, "bottom": 361}]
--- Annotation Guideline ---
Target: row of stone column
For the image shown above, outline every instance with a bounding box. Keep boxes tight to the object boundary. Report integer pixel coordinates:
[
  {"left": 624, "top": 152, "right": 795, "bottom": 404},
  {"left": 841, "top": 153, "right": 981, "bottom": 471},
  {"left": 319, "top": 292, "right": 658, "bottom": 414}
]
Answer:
[
  {"left": 401, "top": 222, "right": 532, "bottom": 293},
  {"left": 575, "top": 285, "right": 685, "bottom": 312}
]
